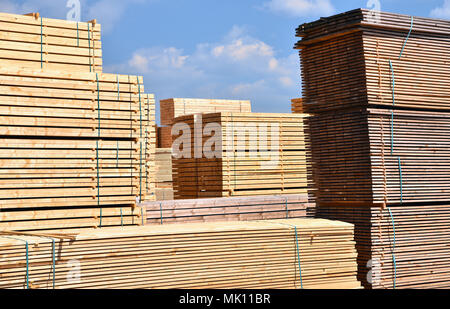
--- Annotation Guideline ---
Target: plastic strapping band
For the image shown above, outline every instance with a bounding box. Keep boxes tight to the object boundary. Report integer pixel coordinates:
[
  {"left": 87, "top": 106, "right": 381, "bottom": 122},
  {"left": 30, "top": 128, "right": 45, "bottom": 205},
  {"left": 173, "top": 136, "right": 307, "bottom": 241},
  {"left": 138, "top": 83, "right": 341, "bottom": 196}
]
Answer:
[
  {"left": 40, "top": 17, "right": 43, "bottom": 69},
  {"left": 387, "top": 206, "right": 397, "bottom": 289},
  {"left": 399, "top": 16, "right": 414, "bottom": 60},
  {"left": 398, "top": 157, "right": 403, "bottom": 203},
  {"left": 160, "top": 202, "right": 163, "bottom": 225},
  {"left": 141, "top": 207, "right": 144, "bottom": 226},
  {"left": 88, "top": 23, "right": 92, "bottom": 72},
  {"left": 138, "top": 78, "right": 143, "bottom": 202},
  {"left": 120, "top": 208, "right": 123, "bottom": 227},
  {"left": 96, "top": 73, "right": 102, "bottom": 227},
  {"left": 294, "top": 227, "right": 304, "bottom": 289}
]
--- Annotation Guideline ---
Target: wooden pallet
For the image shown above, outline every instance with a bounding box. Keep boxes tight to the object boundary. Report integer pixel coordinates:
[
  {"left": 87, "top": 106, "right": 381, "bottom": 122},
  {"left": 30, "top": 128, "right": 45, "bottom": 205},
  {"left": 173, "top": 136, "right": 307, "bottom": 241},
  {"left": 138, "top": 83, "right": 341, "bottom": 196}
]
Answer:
[
  {"left": 0, "top": 218, "right": 360, "bottom": 289},
  {"left": 143, "top": 194, "right": 314, "bottom": 224},
  {"left": 160, "top": 98, "right": 252, "bottom": 126},
  {"left": 0, "top": 12, "right": 102, "bottom": 72},
  {"left": 172, "top": 112, "right": 308, "bottom": 199}
]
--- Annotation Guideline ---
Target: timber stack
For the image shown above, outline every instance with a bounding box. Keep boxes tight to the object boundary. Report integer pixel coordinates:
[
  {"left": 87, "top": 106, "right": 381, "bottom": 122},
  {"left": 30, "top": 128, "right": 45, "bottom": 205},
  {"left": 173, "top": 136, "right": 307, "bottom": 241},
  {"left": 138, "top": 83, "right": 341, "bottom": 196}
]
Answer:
[
  {"left": 159, "top": 98, "right": 252, "bottom": 149},
  {"left": 0, "top": 12, "right": 156, "bottom": 232},
  {"left": 295, "top": 9, "right": 450, "bottom": 288},
  {"left": 171, "top": 112, "right": 308, "bottom": 199},
  {"left": 154, "top": 148, "right": 174, "bottom": 200},
  {"left": 0, "top": 219, "right": 361, "bottom": 289}
]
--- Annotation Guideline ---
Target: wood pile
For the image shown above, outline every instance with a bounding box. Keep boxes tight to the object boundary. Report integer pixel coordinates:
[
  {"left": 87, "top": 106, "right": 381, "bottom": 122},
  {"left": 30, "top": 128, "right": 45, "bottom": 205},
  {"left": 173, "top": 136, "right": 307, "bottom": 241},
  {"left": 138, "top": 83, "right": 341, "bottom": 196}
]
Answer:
[
  {"left": 0, "top": 218, "right": 361, "bottom": 289},
  {"left": 154, "top": 148, "right": 173, "bottom": 200},
  {"left": 172, "top": 112, "right": 308, "bottom": 199},
  {"left": 296, "top": 9, "right": 450, "bottom": 288},
  {"left": 0, "top": 13, "right": 156, "bottom": 231},
  {"left": 0, "top": 12, "right": 102, "bottom": 72},
  {"left": 291, "top": 98, "right": 303, "bottom": 113},
  {"left": 160, "top": 98, "right": 252, "bottom": 126},
  {"left": 143, "top": 194, "right": 314, "bottom": 224}
]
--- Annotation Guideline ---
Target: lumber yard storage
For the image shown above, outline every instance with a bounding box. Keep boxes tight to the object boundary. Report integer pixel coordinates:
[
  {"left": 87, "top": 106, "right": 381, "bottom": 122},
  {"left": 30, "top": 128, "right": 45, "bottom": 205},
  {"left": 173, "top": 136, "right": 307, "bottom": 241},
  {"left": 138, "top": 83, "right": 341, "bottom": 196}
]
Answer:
[
  {"left": 0, "top": 11, "right": 362, "bottom": 290},
  {"left": 295, "top": 9, "right": 450, "bottom": 288}
]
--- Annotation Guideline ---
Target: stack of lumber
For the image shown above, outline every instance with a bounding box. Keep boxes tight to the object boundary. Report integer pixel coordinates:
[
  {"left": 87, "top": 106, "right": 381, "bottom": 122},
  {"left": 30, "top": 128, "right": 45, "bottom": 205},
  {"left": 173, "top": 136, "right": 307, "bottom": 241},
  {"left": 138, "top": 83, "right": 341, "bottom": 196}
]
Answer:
[
  {"left": 143, "top": 194, "right": 314, "bottom": 224},
  {"left": 0, "top": 218, "right": 361, "bottom": 289},
  {"left": 296, "top": 9, "right": 450, "bottom": 288},
  {"left": 145, "top": 97, "right": 157, "bottom": 202},
  {"left": 172, "top": 112, "right": 308, "bottom": 199},
  {"left": 291, "top": 98, "right": 303, "bottom": 113},
  {"left": 316, "top": 204, "right": 450, "bottom": 289},
  {"left": 154, "top": 148, "right": 173, "bottom": 200},
  {"left": 157, "top": 126, "right": 172, "bottom": 148},
  {"left": 296, "top": 8, "right": 450, "bottom": 113},
  {"left": 160, "top": 98, "right": 252, "bottom": 125},
  {"left": 0, "top": 49, "right": 154, "bottom": 230},
  {"left": 0, "top": 12, "right": 102, "bottom": 72}
]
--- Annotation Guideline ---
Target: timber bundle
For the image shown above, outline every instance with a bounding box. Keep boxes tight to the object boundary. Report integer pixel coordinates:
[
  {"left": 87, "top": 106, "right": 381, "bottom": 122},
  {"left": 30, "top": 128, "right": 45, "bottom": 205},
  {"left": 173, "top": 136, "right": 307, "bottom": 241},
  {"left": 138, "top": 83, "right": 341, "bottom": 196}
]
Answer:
[
  {"left": 295, "top": 9, "right": 450, "bottom": 288},
  {"left": 0, "top": 12, "right": 156, "bottom": 232},
  {"left": 172, "top": 112, "right": 308, "bottom": 199},
  {"left": 0, "top": 219, "right": 360, "bottom": 289}
]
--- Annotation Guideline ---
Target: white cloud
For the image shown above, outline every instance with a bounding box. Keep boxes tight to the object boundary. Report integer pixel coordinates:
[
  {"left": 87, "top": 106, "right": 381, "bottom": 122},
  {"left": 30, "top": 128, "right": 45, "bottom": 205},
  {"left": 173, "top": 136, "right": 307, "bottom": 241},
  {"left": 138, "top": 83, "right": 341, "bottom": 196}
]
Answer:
[
  {"left": 107, "top": 26, "right": 301, "bottom": 117},
  {"left": 431, "top": 0, "right": 450, "bottom": 19},
  {"left": 262, "top": 0, "right": 335, "bottom": 17}
]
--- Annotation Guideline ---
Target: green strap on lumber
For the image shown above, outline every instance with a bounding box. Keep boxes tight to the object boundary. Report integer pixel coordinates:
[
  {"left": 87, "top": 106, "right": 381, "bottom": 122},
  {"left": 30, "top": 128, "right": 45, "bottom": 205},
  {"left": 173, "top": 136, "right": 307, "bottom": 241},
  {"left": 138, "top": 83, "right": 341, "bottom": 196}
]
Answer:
[
  {"left": 387, "top": 206, "right": 397, "bottom": 289},
  {"left": 399, "top": 16, "right": 414, "bottom": 59},
  {"left": 40, "top": 17, "right": 43, "bottom": 69},
  {"left": 159, "top": 202, "right": 163, "bottom": 225},
  {"left": 96, "top": 73, "right": 102, "bottom": 227},
  {"left": 294, "top": 227, "right": 304, "bottom": 289}
]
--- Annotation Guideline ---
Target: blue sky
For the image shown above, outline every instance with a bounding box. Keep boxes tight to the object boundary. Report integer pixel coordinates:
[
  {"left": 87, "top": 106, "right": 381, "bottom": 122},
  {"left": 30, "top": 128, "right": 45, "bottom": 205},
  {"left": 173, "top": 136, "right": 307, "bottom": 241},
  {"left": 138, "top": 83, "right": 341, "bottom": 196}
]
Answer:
[{"left": 1, "top": 0, "right": 449, "bottom": 122}]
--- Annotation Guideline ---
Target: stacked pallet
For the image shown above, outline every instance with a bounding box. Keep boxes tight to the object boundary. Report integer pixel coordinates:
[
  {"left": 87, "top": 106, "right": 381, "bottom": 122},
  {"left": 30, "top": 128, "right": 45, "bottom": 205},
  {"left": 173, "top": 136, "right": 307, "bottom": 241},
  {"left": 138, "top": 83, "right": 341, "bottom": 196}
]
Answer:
[
  {"left": 291, "top": 98, "right": 303, "bottom": 113},
  {"left": 0, "top": 12, "right": 102, "bottom": 72},
  {"left": 154, "top": 148, "right": 174, "bottom": 200},
  {"left": 172, "top": 112, "right": 308, "bottom": 199},
  {"left": 0, "top": 218, "right": 361, "bottom": 289},
  {"left": 296, "top": 9, "right": 450, "bottom": 288},
  {"left": 144, "top": 194, "right": 314, "bottom": 224},
  {"left": 160, "top": 98, "right": 252, "bottom": 126}
]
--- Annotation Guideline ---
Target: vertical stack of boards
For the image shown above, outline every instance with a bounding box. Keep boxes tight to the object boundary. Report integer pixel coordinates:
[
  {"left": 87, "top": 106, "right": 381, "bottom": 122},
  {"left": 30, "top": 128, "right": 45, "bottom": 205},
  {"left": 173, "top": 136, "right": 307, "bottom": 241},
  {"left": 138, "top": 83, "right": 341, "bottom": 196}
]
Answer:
[
  {"left": 295, "top": 9, "right": 450, "bottom": 288},
  {"left": 158, "top": 98, "right": 252, "bottom": 149},
  {"left": 171, "top": 112, "right": 309, "bottom": 199},
  {"left": 0, "top": 219, "right": 361, "bottom": 289},
  {"left": 0, "top": 12, "right": 156, "bottom": 232}
]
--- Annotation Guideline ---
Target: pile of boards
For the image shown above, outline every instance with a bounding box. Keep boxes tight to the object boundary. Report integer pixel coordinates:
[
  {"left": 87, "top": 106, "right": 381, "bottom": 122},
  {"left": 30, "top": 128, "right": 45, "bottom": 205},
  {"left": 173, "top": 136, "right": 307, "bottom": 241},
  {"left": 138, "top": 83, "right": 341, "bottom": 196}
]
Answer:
[
  {"left": 172, "top": 112, "right": 308, "bottom": 199},
  {"left": 0, "top": 12, "right": 102, "bottom": 73},
  {"left": 291, "top": 98, "right": 303, "bottom": 113},
  {"left": 0, "top": 12, "right": 156, "bottom": 232},
  {"left": 158, "top": 98, "right": 252, "bottom": 149},
  {"left": 0, "top": 218, "right": 361, "bottom": 289},
  {"left": 143, "top": 194, "right": 314, "bottom": 224},
  {"left": 154, "top": 148, "right": 174, "bottom": 200},
  {"left": 295, "top": 9, "right": 450, "bottom": 288}
]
